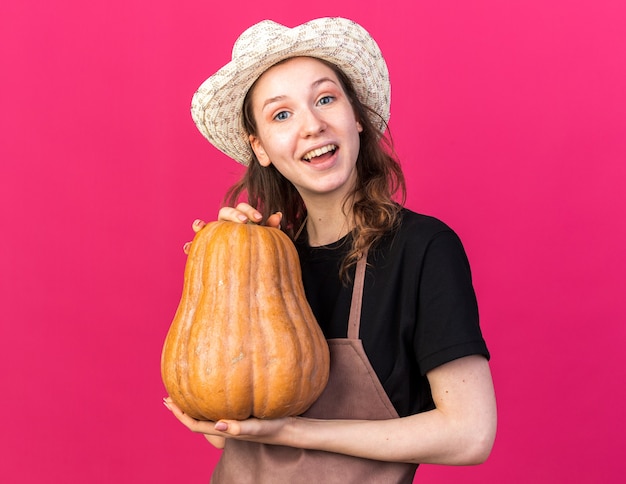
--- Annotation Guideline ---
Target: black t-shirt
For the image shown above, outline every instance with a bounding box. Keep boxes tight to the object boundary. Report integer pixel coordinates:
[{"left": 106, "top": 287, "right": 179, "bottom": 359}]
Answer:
[{"left": 295, "top": 208, "right": 489, "bottom": 417}]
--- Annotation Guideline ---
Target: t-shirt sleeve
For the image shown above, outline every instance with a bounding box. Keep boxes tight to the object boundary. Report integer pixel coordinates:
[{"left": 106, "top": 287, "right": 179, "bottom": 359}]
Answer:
[{"left": 415, "top": 230, "right": 489, "bottom": 375}]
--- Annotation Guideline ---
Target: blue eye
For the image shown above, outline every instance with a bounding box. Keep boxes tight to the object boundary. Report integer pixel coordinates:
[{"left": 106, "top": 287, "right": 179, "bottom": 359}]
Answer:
[
  {"left": 318, "top": 96, "right": 334, "bottom": 106},
  {"left": 274, "top": 111, "right": 290, "bottom": 121}
]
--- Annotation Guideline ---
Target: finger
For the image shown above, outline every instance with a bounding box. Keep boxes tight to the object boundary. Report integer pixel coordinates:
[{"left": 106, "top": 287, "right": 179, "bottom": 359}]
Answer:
[
  {"left": 213, "top": 417, "right": 271, "bottom": 437},
  {"left": 182, "top": 220, "right": 207, "bottom": 254},
  {"left": 235, "top": 203, "right": 263, "bottom": 223},
  {"left": 163, "top": 396, "right": 187, "bottom": 420},
  {"left": 214, "top": 420, "right": 241, "bottom": 436},
  {"left": 163, "top": 396, "right": 174, "bottom": 410},
  {"left": 266, "top": 211, "right": 283, "bottom": 229},
  {"left": 218, "top": 205, "right": 262, "bottom": 223},
  {"left": 192, "top": 219, "right": 206, "bottom": 233},
  {"left": 218, "top": 206, "right": 247, "bottom": 223},
  {"left": 163, "top": 397, "right": 210, "bottom": 433}
]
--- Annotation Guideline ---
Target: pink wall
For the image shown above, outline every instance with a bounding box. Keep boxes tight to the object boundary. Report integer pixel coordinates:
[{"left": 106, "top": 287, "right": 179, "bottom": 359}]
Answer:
[{"left": 1, "top": 0, "right": 625, "bottom": 482}]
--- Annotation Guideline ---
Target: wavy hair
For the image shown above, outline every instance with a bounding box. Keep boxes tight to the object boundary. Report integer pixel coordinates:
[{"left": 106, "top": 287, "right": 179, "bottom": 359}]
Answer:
[{"left": 224, "top": 58, "right": 406, "bottom": 282}]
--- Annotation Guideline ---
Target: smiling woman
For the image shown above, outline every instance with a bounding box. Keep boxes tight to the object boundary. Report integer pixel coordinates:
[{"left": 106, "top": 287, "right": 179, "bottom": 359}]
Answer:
[
  {"left": 247, "top": 57, "right": 363, "bottom": 206},
  {"left": 163, "top": 17, "right": 496, "bottom": 483}
]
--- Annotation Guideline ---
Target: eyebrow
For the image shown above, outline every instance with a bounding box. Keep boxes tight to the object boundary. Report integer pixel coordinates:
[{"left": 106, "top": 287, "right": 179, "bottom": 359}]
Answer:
[{"left": 261, "top": 77, "right": 338, "bottom": 110}]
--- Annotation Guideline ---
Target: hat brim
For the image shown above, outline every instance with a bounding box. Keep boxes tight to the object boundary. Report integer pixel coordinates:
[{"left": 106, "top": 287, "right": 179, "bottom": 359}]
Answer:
[{"left": 191, "top": 17, "right": 390, "bottom": 165}]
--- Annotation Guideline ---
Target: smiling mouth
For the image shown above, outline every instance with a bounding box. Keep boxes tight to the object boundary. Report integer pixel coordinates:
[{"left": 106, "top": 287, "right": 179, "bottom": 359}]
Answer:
[{"left": 302, "top": 144, "right": 337, "bottom": 162}]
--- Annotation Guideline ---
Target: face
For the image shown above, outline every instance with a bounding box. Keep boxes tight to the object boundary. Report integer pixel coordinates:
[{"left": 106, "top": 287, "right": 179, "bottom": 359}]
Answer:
[{"left": 248, "top": 57, "right": 363, "bottom": 201}]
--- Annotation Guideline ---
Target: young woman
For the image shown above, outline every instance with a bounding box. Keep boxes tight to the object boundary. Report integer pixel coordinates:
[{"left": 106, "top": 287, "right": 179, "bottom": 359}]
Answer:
[{"left": 164, "top": 17, "right": 497, "bottom": 483}]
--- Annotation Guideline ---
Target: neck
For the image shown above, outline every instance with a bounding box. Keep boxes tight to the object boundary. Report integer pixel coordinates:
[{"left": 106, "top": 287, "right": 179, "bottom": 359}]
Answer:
[
  {"left": 297, "top": 170, "right": 358, "bottom": 246},
  {"left": 302, "top": 195, "right": 355, "bottom": 247}
]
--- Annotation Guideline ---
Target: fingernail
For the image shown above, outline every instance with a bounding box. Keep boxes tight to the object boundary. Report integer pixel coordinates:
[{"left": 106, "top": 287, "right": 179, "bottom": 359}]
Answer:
[
  {"left": 253, "top": 212, "right": 262, "bottom": 220},
  {"left": 237, "top": 214, "right": 248, "bottom": 222},
  {"left": 183, "top": 242, "right": 191, "bottom": 253},
  {"left": 215, "top": 421, "right": 228, "bottom": 432},
  {"left": 192, "top": 219, "right": 202, "bottom": 227}
]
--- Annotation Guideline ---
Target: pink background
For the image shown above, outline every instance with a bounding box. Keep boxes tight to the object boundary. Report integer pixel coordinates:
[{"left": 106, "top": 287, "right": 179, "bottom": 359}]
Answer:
[{"left": 1, "top": 0, "right": 625, "bottom": 482}]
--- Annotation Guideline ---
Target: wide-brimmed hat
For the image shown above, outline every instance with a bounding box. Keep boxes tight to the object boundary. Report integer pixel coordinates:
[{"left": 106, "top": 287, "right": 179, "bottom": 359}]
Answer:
[{"left": 191, "top": 17, "right": 390, "bottom": 165}]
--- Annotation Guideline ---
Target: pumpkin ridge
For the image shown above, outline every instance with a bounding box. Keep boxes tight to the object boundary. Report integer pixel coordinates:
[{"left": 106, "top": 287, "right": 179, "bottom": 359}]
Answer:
[
  {"left": 246, "top": 223, "right": 262, "bottom": 419},
  {"left": 184, "top": 229, "right": 206, "bottom": 413},
  {"left": 278, "top": 232, "right": 307, "bottom": 412},
  {"left": 186, "top": 225, "right": 219, "bottom": 419},
  {"left": 267, "top": 230, "right": 307, "bottom": 415},
  {"left": 225, "top": 224, "right": 253, "bottom": 420},
  {"left": 163, "top": 225, "right": 210, "bottom": 418},
  {"left": 198, "top": 224, "right": 228, "bottom": 420},
  {"left": 260, "top": 231, "right": 296, "bottom": 417},
  {"left": 272, "top": 230, "right": 303, "bottom": 413}
]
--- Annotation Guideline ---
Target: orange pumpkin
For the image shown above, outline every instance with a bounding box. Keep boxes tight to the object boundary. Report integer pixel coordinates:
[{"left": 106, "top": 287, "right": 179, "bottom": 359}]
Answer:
[{"left": 161, "top": 221, "right": 329, "bottom": 421}]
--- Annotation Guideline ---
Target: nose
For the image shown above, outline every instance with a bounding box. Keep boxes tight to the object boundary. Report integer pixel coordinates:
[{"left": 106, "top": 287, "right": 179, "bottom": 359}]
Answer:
[{"left": 299, "top": 108, "right": 326, "bottom": 137}]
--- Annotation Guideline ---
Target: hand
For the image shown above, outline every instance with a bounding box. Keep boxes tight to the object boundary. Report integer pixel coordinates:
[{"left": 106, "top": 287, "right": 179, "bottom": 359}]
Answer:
[
  {"left": 182, "top": 219, "right": 207, "bottom": 255},
  {"left": 218, "top": 203, "right": 282, "bottom": 228},
  {"left": 163, "top": 397, "right": 226, "bottom": 448},
  {"left": 163, "top": 397, "right": 292, "bottom": 447},
  {"left": 183, "top": 204, "right": 283, "bottom": 254}
]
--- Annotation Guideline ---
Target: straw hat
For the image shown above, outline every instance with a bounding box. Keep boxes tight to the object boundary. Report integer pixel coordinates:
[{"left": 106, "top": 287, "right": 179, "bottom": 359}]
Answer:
[{"left": 191, "top": 17, "right": 390, "bottom": 165}]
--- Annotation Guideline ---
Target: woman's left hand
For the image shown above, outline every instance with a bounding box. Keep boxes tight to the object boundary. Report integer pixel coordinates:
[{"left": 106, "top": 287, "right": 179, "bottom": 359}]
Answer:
[
  {"left": 163, "top": 355, "right": 496, "bottom": 465},
  {"left": 163, "top": 397, "right": 292, "bottom": 446}
]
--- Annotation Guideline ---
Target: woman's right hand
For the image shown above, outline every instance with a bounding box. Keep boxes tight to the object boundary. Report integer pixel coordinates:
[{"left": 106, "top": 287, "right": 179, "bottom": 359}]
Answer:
[
  {"left": 218, "top": 203, "right": 282, "bottom": 228},
  {"left": 183, "top": 204, "right": 282, "bottom": 254}
]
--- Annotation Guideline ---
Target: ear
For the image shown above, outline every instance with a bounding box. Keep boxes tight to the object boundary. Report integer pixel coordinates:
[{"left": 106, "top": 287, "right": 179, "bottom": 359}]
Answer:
[
  {"left": 249, "top": 134, "right": 271, "bottom": 167},
  {"left": 356, "top": 120, "right": 363, "bottom": 133}
]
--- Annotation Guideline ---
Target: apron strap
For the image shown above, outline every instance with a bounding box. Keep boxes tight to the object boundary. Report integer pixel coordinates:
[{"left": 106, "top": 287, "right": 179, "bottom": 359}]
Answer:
[{"left": 347, "top": 251, "right": 367, "bottom": 340}]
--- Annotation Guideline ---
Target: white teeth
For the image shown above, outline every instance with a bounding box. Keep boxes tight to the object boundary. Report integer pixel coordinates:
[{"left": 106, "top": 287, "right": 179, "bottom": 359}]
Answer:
[{"left": 302, "top": 144, "right": 337, "bottom": 161}]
